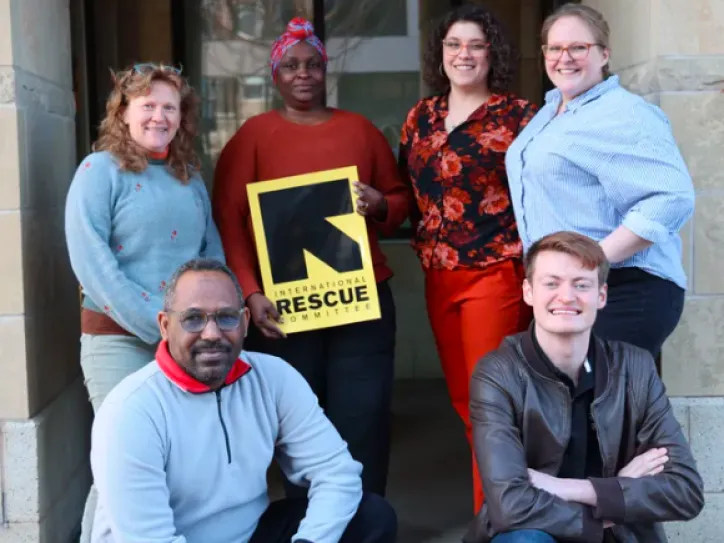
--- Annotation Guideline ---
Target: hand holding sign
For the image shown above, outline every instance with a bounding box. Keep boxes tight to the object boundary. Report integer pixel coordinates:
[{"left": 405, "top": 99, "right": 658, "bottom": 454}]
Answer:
[
  {"left": 247, "top": 292, "right": 286, "bottom": 339},
  {"left": 354, "top": 182, "right": 387, "bottom": 221},
  {"left": 247, "top": 166, "right": 381, "bottom": 334}
]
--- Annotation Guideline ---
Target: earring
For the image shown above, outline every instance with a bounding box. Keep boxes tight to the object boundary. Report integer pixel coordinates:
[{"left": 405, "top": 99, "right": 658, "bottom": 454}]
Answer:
[{"left": 439, "top": 63, "right": 445, "bottom": 77}]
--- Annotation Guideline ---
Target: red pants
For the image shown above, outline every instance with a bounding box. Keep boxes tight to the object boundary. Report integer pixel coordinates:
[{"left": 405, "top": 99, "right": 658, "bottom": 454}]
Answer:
[{"left": 425, "top": 259, "right": 531, "bottom": 513}]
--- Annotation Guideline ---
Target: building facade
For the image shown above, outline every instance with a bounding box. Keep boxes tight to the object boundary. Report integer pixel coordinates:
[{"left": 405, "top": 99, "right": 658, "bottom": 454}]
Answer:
[{"left": 0, "top": 0, "right": 722, "bottom": 540}]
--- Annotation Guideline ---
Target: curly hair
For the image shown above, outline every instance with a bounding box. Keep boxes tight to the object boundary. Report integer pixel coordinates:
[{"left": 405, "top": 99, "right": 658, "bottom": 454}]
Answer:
[
  {"left": 422, "top": 5, "right": 515, "bottom": 94},
  {"left": 93, "top": 65, "right": 201, "bottom": 183}
]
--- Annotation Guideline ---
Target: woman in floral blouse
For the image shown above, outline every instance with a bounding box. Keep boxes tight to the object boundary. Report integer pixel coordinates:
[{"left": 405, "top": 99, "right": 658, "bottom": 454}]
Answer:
[{"left": 398, "top": 4, "right": 537, "bottom": 512}]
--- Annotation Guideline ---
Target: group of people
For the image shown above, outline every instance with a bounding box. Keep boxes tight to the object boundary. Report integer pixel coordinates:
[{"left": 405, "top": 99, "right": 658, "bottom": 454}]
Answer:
[{"left": 63, "top": 3, "right": 702, "bottom": 543}]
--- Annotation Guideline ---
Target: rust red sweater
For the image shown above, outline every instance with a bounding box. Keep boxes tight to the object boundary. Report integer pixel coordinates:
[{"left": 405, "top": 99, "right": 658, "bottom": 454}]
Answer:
[{"left": 212, "top": 109, "right": 411, "bottom": 300}]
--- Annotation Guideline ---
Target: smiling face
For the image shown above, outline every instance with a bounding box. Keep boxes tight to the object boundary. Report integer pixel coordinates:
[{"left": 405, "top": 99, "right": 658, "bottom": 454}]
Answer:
[
  {"left": 523, "top": 250, "right": 607, "bottom": 337},
  {"left": 544, "top": 15, "right": 609, "bottom": 103},
  {"left": 442, "top": 21, "right": 491, "bottom": 92},
  {"left": 159, "top": 270, "right": 249, "bottom": 389},
  {"left": 123, "top": 80, "right": 181, "bottom": 153},
  {"left": 275, "top": 41, "right": 326, "bottom": 110}
]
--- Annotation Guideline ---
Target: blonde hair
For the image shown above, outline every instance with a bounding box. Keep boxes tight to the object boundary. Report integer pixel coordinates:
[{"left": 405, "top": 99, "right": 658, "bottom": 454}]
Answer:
[
  {"left": 541, "top": 3, "right": 611, "bottom": 78},
  {"left": 93, "top": 65, "right": 201, "bottom": 182}
]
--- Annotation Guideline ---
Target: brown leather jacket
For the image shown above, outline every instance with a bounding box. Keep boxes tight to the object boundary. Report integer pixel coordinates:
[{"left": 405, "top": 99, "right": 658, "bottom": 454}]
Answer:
[{"left": 464, "top": 330, "right": 704, "bottom": 543}]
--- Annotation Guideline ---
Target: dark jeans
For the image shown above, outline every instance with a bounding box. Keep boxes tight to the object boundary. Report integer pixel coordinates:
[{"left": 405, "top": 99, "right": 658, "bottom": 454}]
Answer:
[
  {"left": 249, "top": 493, "right": 397, "bottom": 543},
  {"left": 491, "top": 530, "right": 557, "bottom": 542},
  {"left": 593, "top": 268, "right": 685, "bottom": 367},
  {"left": 257, "top": 280, "right": 396, "bottom": 497}
]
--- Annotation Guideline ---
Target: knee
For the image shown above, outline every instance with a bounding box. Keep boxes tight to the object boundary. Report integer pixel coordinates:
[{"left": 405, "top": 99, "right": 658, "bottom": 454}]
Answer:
[
  {"left": 491, "top": 530, "right": 557, "bottom": 543},
  {"left": 355, "top": 493, "right": 397, "bottom": 541},
  {"left": 266, "top": 496, "right": 308, "bottom": 518}
]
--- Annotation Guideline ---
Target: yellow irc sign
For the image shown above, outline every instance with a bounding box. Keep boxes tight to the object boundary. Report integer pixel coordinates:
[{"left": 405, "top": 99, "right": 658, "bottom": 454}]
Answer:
[{"left": 247, "top": 166, "right": 381, "bottom": 334}]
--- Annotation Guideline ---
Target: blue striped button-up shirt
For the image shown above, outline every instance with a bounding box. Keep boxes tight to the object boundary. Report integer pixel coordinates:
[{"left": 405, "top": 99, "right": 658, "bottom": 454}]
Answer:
[{"left": 505, "top": 75, "right": 694, "bottom": 289}]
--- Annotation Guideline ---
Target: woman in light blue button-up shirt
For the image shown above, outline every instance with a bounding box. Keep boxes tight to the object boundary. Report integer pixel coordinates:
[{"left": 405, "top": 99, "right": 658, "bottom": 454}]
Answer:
[{"left": 505, "top": 4, "right": 694, "bottom": 361}]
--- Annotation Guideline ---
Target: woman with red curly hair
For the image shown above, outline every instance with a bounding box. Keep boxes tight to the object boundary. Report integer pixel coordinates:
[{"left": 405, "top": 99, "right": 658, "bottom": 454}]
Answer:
[
  {"left": 213, "top": 18, "right": 410, "bottom": 498},
  {"left": 398, "top": 5, "right": 538, "bottom": 512},
  {"left": 64, "top": 64, "right": 224, "bottom": 541}
]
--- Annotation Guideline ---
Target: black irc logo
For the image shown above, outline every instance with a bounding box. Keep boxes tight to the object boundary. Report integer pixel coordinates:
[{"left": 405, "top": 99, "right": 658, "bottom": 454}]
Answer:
[{"left": 258, "top": 179, "right": 364, "bottom": 284}]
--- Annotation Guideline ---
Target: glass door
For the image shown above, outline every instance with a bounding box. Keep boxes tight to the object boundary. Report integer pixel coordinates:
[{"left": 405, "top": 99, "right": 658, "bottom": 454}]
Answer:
[{"left": 174, "top": 0, "right": 461, "bottom": 195}]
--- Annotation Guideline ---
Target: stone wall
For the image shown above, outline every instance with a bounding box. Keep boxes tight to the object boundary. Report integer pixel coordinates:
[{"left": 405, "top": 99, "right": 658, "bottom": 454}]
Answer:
[
  {"left": 0, "top": 0, "right": 91, "bottom": 540},
  {"left": 585, "top": 0, "right": 724, "bottom": 539}
]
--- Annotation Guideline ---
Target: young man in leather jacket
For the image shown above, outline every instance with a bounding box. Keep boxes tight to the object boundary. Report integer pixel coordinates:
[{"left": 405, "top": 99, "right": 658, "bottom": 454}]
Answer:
[{"left": 465, "top": 231, "right": 704, "bottom": 543}]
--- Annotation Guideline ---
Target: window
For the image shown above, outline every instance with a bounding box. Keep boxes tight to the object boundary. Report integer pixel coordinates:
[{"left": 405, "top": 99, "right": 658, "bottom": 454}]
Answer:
[
  {"left": 234, "top": 3, "right": 264, "bottom": 38},
  {"left": 242, "top": 76, "right": 266, "bottom": 100},
  {"left": 183, "top": 0, "right": 422, "bottom": 239},
  {"left": 203, "top": 78, "right": 238, "bottom": 116},
  {"left": 325, "top": 0, "right": 407, "bottom": 38},
  {"left": 337, "top": 72, "right": 420, "bottom": 149}
]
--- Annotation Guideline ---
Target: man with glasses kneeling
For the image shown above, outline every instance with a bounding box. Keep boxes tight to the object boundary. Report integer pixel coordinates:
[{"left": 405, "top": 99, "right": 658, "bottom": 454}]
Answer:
[{"left": 88, "top": 258, "right": 396, "bottom": 543}]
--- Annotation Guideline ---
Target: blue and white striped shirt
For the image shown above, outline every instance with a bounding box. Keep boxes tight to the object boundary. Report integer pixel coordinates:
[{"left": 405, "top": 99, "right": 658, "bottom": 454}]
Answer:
[{"left": 505, "top": 75, "right": 694, "bottom": 289}]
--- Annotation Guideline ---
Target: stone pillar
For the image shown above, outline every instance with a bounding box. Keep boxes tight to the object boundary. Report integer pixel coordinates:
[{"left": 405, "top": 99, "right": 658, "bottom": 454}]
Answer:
[
  {"left": 584, "top": 1, "right": 724, "bottom": 540},
  {"left": 0, "top": 0, "right": 92, "bottom": 541}
]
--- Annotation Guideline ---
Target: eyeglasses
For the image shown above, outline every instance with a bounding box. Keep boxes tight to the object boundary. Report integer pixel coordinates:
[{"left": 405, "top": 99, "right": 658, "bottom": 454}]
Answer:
[
  {"left": 168, "top": 308, "right": 244, "bottom": 334},
  {"left": 541, "top": 42, "right": 603, "bottom": 61},
  {"left": 442, "top": 40, "right": 490, "bottom": 55},
  {"left": 133, "top": 63, "right": 183, "bottom": 75}
]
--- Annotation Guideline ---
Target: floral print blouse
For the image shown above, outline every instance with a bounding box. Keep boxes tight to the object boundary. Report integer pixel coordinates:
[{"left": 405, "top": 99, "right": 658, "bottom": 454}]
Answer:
[{"left": 398, "top": 93, "right": 537, "bottom": 270}]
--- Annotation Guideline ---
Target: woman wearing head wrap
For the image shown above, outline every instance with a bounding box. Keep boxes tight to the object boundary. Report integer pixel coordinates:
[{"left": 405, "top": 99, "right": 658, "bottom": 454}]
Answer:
[{"left": 213, "top": 18, "right": 411, "bottom": 498}]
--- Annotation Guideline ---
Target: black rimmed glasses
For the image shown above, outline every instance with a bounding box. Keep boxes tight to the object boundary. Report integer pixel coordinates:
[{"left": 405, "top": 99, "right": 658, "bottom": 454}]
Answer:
[
  {"left": 168, "top": 308, "right": 244, "bottom": 334},
  {"left": 541, "top": 42, "right": 603, "bottom": 61},
  {"left": 133, "top": 63, "right": 183, "bottom": 75}
]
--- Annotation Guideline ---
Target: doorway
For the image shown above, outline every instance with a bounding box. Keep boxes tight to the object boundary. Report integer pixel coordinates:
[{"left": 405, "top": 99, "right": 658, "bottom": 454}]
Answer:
[{"left": 75, "top": 1, "right": 554, "bottom": 540}]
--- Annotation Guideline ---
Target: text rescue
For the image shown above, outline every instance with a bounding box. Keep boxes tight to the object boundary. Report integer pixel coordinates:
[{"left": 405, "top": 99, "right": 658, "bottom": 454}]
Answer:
[{"left": 273, "top": 277, "right": 371, "bottom": 323}]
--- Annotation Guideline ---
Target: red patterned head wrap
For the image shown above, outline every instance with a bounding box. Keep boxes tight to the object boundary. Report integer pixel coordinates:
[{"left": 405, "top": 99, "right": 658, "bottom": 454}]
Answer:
[{"left": 270, "top": 17, "right": 327, "bottom": 82}]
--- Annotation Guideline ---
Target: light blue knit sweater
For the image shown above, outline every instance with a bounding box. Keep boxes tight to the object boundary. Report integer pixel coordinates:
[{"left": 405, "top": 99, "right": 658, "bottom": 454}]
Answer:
[{"left": 65, "top": 151, "right": 225, "bottom": 343}]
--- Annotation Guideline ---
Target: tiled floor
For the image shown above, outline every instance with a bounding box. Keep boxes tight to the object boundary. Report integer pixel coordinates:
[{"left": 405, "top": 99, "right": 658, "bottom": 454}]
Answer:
[{"left": 387, "top": 379, "right": 472, "bottom": 542}]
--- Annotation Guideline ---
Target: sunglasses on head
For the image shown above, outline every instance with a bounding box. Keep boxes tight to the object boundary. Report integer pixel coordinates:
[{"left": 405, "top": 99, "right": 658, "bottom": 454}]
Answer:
[{"left": 133, "top": 63, "right": 183, "bottom": 75}]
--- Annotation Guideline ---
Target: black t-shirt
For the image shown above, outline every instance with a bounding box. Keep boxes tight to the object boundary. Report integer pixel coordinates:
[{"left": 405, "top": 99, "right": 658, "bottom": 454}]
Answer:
[{"left": 531, "top": 330, "right": 603, "bottom": 479}]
